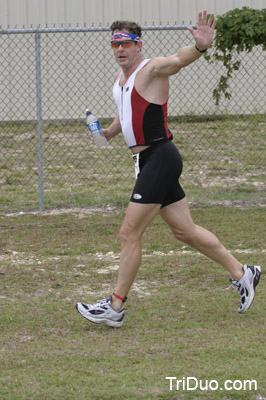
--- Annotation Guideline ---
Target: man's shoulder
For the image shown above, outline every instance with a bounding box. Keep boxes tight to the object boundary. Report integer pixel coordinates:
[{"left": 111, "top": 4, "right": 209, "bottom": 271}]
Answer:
[
  {"left": 137, "top": 57, "right": 167, "bottom": 78},
  {"left": 139, "top": 57, "right": 167, "bottom": 72},
  {"left": 114, "top": 69, "right": 122, "bottom": 82}
]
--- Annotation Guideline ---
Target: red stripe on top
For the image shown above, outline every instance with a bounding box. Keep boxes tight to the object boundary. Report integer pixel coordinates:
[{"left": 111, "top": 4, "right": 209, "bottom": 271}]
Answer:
[
  {"left": 131, "top": 86, "right": 171, "bottom": 145},
  {"left": 131, "top": 87, "right": 147, "bottom": 145}
]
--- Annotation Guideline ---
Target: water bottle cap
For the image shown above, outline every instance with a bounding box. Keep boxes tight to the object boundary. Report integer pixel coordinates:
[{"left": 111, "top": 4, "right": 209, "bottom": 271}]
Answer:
[{"left": 86, "top": 109, "right": 91, "bottom": 116}]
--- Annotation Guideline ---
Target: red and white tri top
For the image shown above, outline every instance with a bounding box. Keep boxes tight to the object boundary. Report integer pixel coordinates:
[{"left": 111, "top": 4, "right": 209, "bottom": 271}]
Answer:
[{"left": 113, "top": 59, "right": 172, "bottom": 148}]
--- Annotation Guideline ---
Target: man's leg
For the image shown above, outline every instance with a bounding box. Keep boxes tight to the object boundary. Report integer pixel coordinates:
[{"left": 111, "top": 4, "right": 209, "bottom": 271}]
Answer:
[
  {"left": 159, "top": 197, "right": 243, "bottom": 279},
  {"left": 112, "top": 201, "right": 161, "bottom": 311},
  {"left": 76, "top": 201, "right": 161, "bottom": 325}
]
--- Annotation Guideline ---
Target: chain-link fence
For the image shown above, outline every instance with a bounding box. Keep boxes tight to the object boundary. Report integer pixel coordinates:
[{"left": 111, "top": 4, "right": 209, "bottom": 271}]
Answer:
[{"left": 0, "top": 26, "right": 265, "bottom": 212}]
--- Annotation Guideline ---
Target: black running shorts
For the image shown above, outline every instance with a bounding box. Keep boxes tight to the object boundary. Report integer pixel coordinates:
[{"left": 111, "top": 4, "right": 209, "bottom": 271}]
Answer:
[{"left": 130, "top": 140, "right": 185, "bottom": 208}]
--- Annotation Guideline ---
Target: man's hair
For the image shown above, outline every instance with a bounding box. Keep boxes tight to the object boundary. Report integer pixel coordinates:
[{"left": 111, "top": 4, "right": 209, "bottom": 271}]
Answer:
[{"left": 110, "top": 21, "right": 142, "bottom": 37}]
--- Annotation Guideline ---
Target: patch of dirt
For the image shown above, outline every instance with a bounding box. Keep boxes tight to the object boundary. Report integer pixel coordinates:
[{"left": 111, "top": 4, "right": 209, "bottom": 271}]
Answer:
[
  {"left": 1, "top": 205, "right": 119, "bottom": 217},
  {"left": 2, "top": 198, "right": 266, "bottom": 218}
]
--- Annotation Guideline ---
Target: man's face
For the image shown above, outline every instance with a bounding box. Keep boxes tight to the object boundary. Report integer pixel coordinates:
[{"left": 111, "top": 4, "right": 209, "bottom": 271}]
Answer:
[{"left": 111, "top": 29, "right": 142, "bottom": 68}]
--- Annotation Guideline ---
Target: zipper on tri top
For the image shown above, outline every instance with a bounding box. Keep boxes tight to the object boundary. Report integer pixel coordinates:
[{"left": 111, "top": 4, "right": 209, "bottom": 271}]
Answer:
[{"left": 121, "top": 86, "right": 123, "bottom": 121}]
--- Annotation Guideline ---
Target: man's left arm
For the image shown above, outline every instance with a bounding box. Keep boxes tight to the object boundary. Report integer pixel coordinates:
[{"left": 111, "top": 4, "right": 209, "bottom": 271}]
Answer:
[{"left": 150, "top": 10, "right": 218, "bottom": 77}]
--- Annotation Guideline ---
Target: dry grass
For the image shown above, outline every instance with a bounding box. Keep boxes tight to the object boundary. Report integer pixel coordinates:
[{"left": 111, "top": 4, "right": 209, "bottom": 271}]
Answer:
[{"left": 0, "top": 206, "right": 265, "bottom": 399}]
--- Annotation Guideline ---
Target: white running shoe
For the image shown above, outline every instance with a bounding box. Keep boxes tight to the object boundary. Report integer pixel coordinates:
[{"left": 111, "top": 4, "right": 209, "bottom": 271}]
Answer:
[
  {"left": 230, "top": 264, "right": 261, "bottom": 313},
  {"left": 76, "top": 296, "right": 125, "bottom": 327}
]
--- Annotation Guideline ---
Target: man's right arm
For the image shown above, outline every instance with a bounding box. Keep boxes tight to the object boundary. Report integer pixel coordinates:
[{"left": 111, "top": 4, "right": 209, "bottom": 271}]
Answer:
[{"left": 102, "top": 113, "right": 121, "bottom": 141}]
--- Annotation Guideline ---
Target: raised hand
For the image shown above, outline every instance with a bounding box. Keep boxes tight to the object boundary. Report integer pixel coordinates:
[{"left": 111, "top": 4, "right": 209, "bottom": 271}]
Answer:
[{"left": 187, "top": 9, "right": 218, "bottom": 50}]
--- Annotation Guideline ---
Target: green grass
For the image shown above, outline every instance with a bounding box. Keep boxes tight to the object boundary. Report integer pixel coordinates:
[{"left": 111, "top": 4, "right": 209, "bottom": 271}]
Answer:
[
  {"left": 0, "top": 206, "right": 265, "bottom": 399},
  {"left": 0, "top": 114, "right": 265, "bottom": 211}
]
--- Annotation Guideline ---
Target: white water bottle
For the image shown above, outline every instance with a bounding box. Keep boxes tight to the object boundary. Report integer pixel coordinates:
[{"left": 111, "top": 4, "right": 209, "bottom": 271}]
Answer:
[{"left": 86, "top": 109, "right": 108, "bottom": 148}]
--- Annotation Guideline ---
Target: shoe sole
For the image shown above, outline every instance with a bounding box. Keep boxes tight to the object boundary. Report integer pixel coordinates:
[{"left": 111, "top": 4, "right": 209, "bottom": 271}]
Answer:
[
  {"left": 238, "top": 266, "right": 261, "bottom": 313},
  {"left": 76, "top": 303, "right": 124, "bottom": 328}
]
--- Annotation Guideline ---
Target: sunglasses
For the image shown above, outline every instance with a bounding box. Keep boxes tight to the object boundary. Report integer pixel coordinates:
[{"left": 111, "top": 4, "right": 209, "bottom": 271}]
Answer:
[{"left": 111, "top": 40, "right": 136, "bottom": 49}]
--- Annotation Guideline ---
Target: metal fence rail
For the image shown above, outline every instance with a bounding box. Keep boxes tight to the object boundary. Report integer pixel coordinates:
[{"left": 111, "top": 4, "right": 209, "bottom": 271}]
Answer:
[{"left": 0, "top": 26, "right": 265, "bottom": 212}]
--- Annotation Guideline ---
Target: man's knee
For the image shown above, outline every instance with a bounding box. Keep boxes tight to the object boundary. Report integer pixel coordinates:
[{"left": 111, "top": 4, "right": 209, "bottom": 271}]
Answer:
[
  {"left": 172, "top": 223, "right": 197, "bottom": 244},
  {"left": 119, "top": 203, "right": 160, "bottom": 246},
  {"left": 119, "top": 222, "right": 140, "bottom": 246},
  {"left": 119, "top": 223, "right": 128, "bottom": 244}
]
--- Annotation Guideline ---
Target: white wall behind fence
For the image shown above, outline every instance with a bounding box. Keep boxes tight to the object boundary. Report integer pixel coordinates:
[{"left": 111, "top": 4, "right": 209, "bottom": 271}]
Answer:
[
  {"left": 0, "top": 0, "right": 265, "bottom": 28},
  {"left": 0, "top": 0, "right": 265, "bottom": 121}
]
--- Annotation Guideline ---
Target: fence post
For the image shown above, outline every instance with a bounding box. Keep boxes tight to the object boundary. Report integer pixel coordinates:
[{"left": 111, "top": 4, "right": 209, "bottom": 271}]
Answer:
[{"left": 35, "top": 32, "right": 44, "bottom": 211}]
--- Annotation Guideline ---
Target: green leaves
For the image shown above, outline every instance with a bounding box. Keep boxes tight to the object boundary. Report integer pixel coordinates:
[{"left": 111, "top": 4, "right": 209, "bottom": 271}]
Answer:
[{"left": 206, "top": 7, "right": 266, "bottom": 105}]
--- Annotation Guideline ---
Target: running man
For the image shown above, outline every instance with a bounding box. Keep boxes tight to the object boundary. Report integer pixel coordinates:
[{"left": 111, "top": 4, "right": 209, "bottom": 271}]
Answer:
[{"left": 76, "top": 10, "right": 261, "bottom": 327}]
